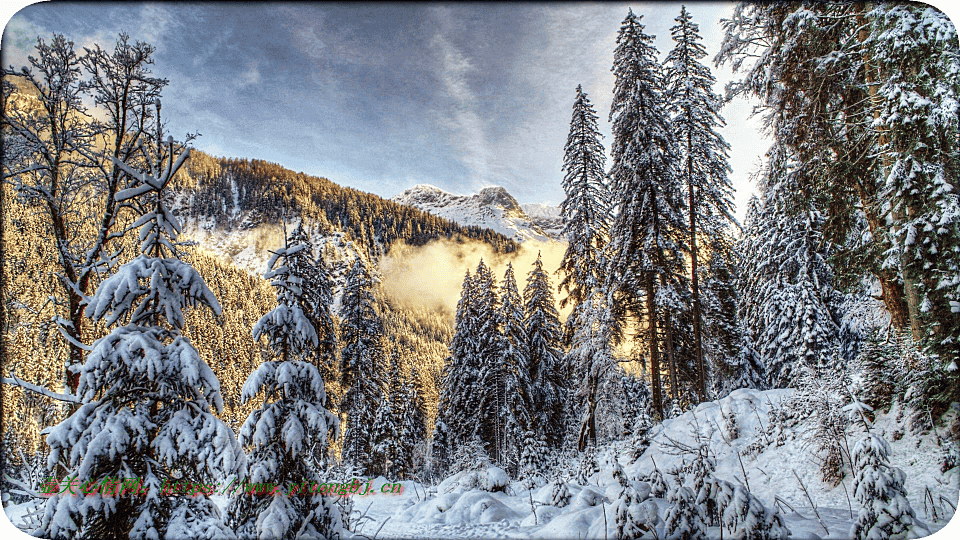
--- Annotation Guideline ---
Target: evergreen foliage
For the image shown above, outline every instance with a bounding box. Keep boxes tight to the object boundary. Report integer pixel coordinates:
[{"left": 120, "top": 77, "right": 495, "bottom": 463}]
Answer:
[
  {"left": 339, "top": 258, "right": 387, "bottom": 475},
  {"left": 36, "top": 135, "right": 244, "bottom": 540},
  {"left": 524, "top": 254, "right": 566, "bottom": 448},
  {"left": 851, "top": 433, "right": 926, "bottom": 540},
  {"left": 606, "top": 9, "right": 688, "bottom": 419},
  {"left": 558, "top": 84, "right": 609, "bottom": 315},
  {"left": 664, "top": 5, "right": 736, "bottom": 401}
]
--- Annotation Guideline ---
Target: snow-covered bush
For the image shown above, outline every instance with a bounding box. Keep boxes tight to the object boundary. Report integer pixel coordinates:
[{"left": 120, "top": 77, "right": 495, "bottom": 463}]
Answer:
[
  {"left": 613, "top": 481, "right": 650, "bottom": 540},
  {"left": 850, "top": 432, "right": 927, "bottom": 540},
  {"left": 723, "top": 484, "right": 790, "bottom": 540},
  {"left": 576, "top": 446, "right": 600, "bottom": 485},
  {"left": 35, "top": 141, "right": 245, "bottom": 540},
  {"left": 547, "top": 477, "right": 571, "bottom": 507},
  {"left": 663, "top": 485, "right": 707, "bottom": 540},
  {"left": 517, "top": 430, "right": 548, "bottom": 489}
]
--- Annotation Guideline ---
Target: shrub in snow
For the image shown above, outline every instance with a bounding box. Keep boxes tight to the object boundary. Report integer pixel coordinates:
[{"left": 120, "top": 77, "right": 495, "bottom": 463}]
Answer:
[
  {"left": 547, "top": 477, "right": 571, "bottom": 507},
  {"left": 724, "top": 407, "right": 739, "bottom": 441},
  {"left": 482, "top": 466, "right": 510, "bottom": 493},
  {"left": 613, "top": 482, "right": 651, "bottom": 540},
  {"left": 723, "top": 484, "right": 790, "bottom": 540},
  {"left": 576, "top": 446, "right": 600, "bottom": 485},
  {"left": 642, "top": 467, "right": 669, "bottom": 499},
  {"left": 850, "top": 432, "right": 927, "bottom": 540},
  {"left": 225, "top": 225, "right": 344, "bottom": 540},
  {"left": 448, "top": 436, "right": 490, "bottom": 475},
  {"left": 629, "top": 410, "right": 654, "bottom": 463},
  {"left": 663, "top": 485, "right": 707, "bottom": 540},
  {"left": 35, "top": 142, "right": 244, "bottom": 540}
]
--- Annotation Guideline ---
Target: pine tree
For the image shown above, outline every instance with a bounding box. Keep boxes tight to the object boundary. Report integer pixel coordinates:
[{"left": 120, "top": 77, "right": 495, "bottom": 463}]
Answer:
[
  {"left": 479, "top": 263, "right": 531, "bottom": 471},
  {"left": 606, "top": 9, "right": 688, "bottom": 419},
  {"left": 558, "top": 85, "right": 610, "bottom": 318},
  {"left": 567, "top": 287, "right": 617, "bottom": 451},
  {"left": 37, "top": 134, "right": 244, "bottom": 539},
  {"left": 517, "top": 430, "right": 548, "bottom": 490},
  {"left": 664, "top": 5, "right": 736, "bottom": 402},
  {"left": 340, "top": 257, "right": 386, "bottom": 475},
  {"left": 433, "top": 270, "right": 478, "bottom": 472},
  {"left": 284, "top": 223, "right": 339, "bottom": 399},
  {"left": 371, "top": 353, "right": 403, "bottom": 478},
  {"left": 524, "top": 254, "right": 565, "bottom": 448},
  {"left": 395, "top": 367, "right": 427, "bottom": 480},
  {"left": 873, "top": 4, "right": 960, "bottom": 364},
  {"left": 850, "top": 433, "right": 926, "bottom": 540},
  {"left": 227, "top": 220, "right": 343, "bottom": 540},
  {"left": 739, "top": 187, "right": 843, "bottom": 388}
]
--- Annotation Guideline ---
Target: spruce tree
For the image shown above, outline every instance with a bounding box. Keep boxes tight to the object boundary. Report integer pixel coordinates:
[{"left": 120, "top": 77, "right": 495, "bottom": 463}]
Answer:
[
  {"left": 664, "top": 5, "right": 735, "bottom": 402},
  {"left": 433, "top": 270, "right": 478, "bottom": 471},
  {"left": 606, "top": 9, "right": 688, "bottom": 419},
  {"left": 371, "top": 353, "right": 403, "bottom": 478},
  {"left": 37, "top": 137, "right": 244, "bottom": 539},
  {"left": 339, "top": 258, "right": 387, "bottom": 474},
  {"left": 479, "top": 263, "right": 531, "bottom": 471},
  {"left": 739, "top": 187, "right": 843, "bottom": 388},
  {"left": 850, "top": 433, "right": 926, "bottom": 539},
  {"left": 873, "top": 4, "right": 960, "bottom": 364},
  {"left": 227, "top": 222, "right": 343, "bottom": 540},
  {"left": 396, "top": 367, "right": 427, "bottom": 480},
  {"left": 558, "top": 85, "right": 610, "bottom": 317},
  {"left": 524, "top": 254, "right": 566, "bottom": 448}
]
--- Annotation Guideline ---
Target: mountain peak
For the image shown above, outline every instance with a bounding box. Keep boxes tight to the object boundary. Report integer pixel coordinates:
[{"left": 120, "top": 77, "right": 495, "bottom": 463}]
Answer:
[
  {"left": 392, "top": 185, "right": 562, "bottom": 243},
  {"left": 476, "top": 186, "right": 522, "bottom": 213}
]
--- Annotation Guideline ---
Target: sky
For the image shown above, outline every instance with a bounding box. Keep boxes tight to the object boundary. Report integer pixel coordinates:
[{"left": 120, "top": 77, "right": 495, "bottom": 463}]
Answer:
[
  {"left": 1, "top": 2, "right": 774, "bottom": 221},
  {"left": 7, "top": 1, "right": 949, "bottom": 225}
]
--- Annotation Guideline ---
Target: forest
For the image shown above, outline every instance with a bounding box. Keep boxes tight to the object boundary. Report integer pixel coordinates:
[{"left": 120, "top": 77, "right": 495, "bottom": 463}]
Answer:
[{"left": 1, "top": 3, "right": 958, "bottom": 540}]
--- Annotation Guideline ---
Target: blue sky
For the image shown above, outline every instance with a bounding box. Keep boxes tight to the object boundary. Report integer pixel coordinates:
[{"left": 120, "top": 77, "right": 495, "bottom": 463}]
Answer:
[{"left": 3, "top": 2, "right": 788, "bottom": 220}]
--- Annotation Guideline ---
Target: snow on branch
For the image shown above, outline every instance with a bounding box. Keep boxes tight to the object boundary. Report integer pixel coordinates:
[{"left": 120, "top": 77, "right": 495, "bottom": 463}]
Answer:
[{"left": 2, "top": 372, "right": 80, "bottom": 403}]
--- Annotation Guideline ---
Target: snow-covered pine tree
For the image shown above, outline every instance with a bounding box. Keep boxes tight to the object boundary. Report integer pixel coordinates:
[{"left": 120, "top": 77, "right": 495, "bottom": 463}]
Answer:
[
  {"left": 283, "top": 223, "right": 339, "bottom": 400},
  {"left": 629, "top": 407, "right": 654, "bottom": 463},
  {"left": 524, "top": 254, "right": 566, "bottom": 448},
  {"left": 850, "top": 432, "right": 926, "bottom": 539},
  {"left": 340, "top": 257, "right": 387, "bottom": 475},
  {"left": 873, "top": 3, "right": 960, "bottom": 370},
  {"left": 395, "top": 366, "right": 427, "bottom": 480},
  {"left": 566, "top": 276, "right": 618, "bottom": 451},
  {"left": 663, "top": 485, "right": 707, "bottom": 540},
  {"left": 575, "top": 446, "right": 600, "bottom": 486},
  {"left": 36, "top": 129, "right": 244, "bottom": 539},
  {"left": 227, "top": 218, "right": 343, "bottom": 540},
  {"left": 738, "top": 182, "right": 844, "bottom": 389},
  {"left": 479, "top": 263, "right": 530, "bottom": 472},
  {"left": 433, "top": 270, "right": 478, "bottom": 472},
  {"left": 664, "top": 5, "right": 736, "bottom": 402},
  {"left": 558, "top": 84, "right": 610, "bottom": 321},
  {"left": 613, "top": 479, "right": 648, "bottom": 540},
  {"left": 517, "top": 430, "right": 548, "bottom": 489},
  {"left": 723, "top": 483, "right": 790, "bottom": 540},
  {"left": 606, "top": 9, "right": 688, "bottom": 419},
  {"left": 470, "top": 260, "right": 502, "bottom": 462},
  {"left": 371, "top": 352, "right": 403, "bottom": 479}
]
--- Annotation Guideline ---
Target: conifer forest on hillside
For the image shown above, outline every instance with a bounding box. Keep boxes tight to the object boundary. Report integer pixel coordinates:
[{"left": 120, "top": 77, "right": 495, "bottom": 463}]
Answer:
[{"left": 1, "top": 3, "right": 959, "bottom": 539}]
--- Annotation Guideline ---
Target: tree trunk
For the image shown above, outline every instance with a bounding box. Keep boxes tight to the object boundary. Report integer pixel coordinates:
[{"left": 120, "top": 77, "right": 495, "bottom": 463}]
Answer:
[
  {"left": 646, "top": 272, "right": 664, "bottom": 420},
  {"left": 687, "top": 140, "right": 707, "bottom": 402},
  {"left": 857, "top": 5, "right": 922, "bottom": 340}
]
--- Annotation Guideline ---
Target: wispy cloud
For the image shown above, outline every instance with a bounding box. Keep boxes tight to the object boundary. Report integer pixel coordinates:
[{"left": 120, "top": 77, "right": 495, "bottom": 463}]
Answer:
[{"left": 430, "top": 6, "right": 489, "bottom": 190}]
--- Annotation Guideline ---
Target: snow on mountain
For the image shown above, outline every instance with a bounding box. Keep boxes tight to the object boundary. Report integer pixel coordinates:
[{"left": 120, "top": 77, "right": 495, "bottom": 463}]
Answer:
[{"left": 392, "top": 184, "right": 564, "bottom": 243}]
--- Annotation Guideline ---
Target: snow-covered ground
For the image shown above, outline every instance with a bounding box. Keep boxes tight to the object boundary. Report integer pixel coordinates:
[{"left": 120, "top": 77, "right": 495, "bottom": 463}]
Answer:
[{"left": 6, "top": 389, "right": 956, "bottom": 539}]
